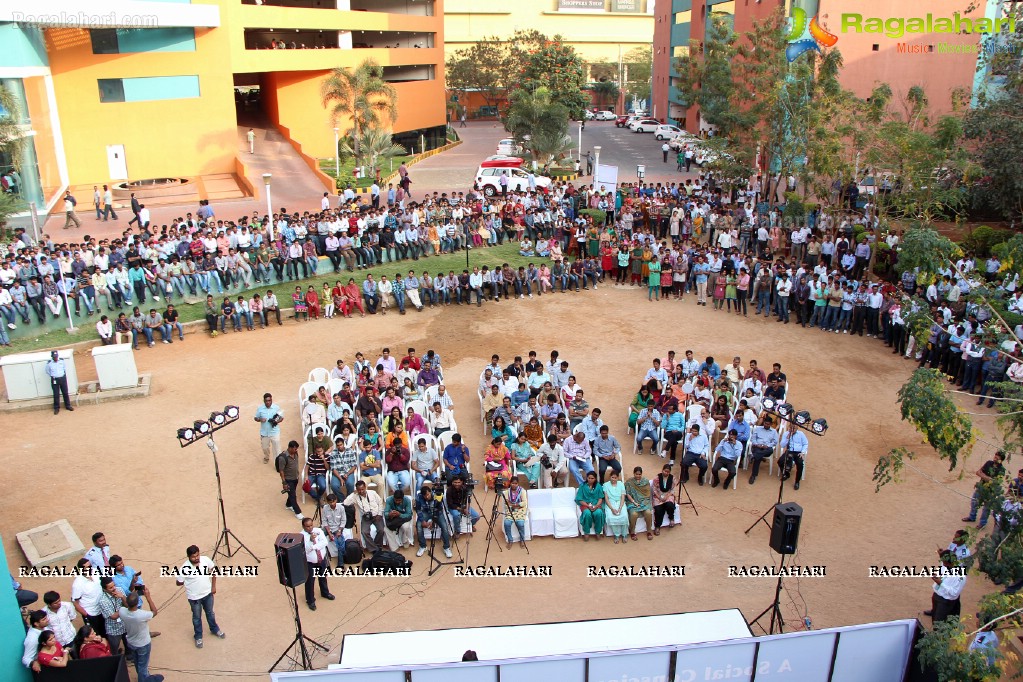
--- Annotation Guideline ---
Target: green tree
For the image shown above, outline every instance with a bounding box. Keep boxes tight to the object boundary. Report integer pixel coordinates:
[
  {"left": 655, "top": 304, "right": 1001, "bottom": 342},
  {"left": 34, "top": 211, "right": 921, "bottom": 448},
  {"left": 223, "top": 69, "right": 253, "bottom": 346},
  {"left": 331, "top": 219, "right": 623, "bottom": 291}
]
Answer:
[
  {"left": 519, "top": 36, "right": 588, "bottom": 120},
  {"left": 0, "top": 84, "right": 24, "bottom": 164},
  {"left": 963, "top": 90, "right": 1023, "bottom": 222},
  {"left": 592, "top": 80, "right": 620, "bottom": 109},
  {"left": 505, "top": 87, "right": 570, "bottom": 168},
  {"left": 445, "top": 36, "right": 514, "bottom": 112},
  {"left": 338, "top": 129, "right": 405, "bottom": 178},
  {"left": 623, "top": 46, "right": 652, "bottom": 104},
  {"left": 321, "top": 59, "right": 398, "bottom": 162}
]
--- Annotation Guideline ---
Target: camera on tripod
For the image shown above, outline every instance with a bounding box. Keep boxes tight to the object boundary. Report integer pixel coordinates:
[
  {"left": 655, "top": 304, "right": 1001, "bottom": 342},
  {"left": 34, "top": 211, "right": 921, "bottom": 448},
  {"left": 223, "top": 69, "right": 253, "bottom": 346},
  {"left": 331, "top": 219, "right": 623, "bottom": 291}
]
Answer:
[{"left": 493, "top": 476, "right": 508, "bottom": 491}]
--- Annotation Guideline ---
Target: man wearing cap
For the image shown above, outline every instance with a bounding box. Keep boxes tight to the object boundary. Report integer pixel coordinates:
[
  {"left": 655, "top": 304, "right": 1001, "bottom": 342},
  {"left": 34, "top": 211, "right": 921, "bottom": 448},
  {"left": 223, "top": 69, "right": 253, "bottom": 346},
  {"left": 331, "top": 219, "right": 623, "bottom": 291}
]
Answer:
[{"left": 45, "top": 350, "right": 74, "bottom": 415}]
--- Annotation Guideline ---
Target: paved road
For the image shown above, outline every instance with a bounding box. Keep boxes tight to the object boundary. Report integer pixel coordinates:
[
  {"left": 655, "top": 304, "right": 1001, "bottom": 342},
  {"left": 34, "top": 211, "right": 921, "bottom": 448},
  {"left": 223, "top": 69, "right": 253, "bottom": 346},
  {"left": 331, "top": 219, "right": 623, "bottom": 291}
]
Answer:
[{"left": 576, "top": 120, "right": 693, "bottom": 186}]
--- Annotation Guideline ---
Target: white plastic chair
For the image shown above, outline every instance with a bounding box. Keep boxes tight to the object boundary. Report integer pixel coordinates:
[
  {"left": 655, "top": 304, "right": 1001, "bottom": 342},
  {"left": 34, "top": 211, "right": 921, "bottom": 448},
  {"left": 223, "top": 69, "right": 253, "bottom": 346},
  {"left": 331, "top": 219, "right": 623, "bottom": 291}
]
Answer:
[
  {"left": 298, "top": 381, "right": 318, "bottom": 406},
  {"left": 309, "top": 367, "right": 330, "bottom": 385},
  {"left": 478, "top": 391, "right": 487, "bottom": 435},
  {"left": 551, "top": 486, "right": 580, "bottom": 538},
  {"left": 685, "top": 403, "right": 703, "bottom": 422},
  {"left": 406, "top": 400, "right": 428, "bottom": 419},
  {"left": 327, "top": 377, "right": 345, "bottom": 396},
  {"left": 528, "top": 488, "right": 555, "bottom": 536}
]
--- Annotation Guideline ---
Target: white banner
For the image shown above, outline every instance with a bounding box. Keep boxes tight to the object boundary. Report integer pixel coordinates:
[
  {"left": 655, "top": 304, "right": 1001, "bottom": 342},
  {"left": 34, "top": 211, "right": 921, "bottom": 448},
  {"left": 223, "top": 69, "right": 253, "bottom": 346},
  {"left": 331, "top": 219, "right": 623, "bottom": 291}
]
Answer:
[
  {"left": 588, "top": 651, "right": 671, "bottom": 682},
  {"left": 673, "top": 642, "right": 756, "bottom": 682},
  {"left": 594, "top": 163, "right": 619, "bottom": 196},
  {"left": 501, "top": 658, "right": 586, "bottom": 682}
]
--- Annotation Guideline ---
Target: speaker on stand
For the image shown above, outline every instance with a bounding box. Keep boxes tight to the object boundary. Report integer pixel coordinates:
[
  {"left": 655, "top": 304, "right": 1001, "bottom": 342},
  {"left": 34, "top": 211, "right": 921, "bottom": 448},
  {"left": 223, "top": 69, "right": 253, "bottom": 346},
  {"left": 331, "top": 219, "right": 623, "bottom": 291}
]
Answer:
[
  {"left": 748, "top": 502, "right": 802, "bottom": 635},
  {"left": 270, "top": 533, "right": 327, "bottom": 672}
]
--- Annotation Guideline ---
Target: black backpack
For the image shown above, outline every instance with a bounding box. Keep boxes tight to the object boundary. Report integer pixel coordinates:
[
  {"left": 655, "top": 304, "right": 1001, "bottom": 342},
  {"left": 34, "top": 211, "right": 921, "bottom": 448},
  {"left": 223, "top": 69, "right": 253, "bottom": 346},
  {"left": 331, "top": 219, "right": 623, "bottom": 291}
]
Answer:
[{"left": 361, "top": 550, "right": 412, "bottom": 573}]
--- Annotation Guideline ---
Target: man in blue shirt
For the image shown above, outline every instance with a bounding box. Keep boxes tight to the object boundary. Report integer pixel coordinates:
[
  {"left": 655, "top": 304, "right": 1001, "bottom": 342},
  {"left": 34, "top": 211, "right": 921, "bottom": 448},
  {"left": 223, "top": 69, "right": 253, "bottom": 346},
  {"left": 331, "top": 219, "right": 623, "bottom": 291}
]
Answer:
[
  {"left": 661, "top": 403, "right": 687, "bottom": 463},
  {"left": 45, "top": 350, "right": 73, "bottom": 415},
  {"left": 697, "top": 356, "right": 721, "bottom": 379},
  {"left": 254, "top": 392, "right": 283, "bottom": 464},
  {"left": 681, "top": 424, "right": 710, "bottom": 485},
  {"left": 362, "top": 275, "right": 381, "bottom": 314},
  {"left": 748, "top": 414, "right": 779, "bottom": 485},
  {"left": 779, "top": 423, "right": 810, "bottom": 490},
  {"left": 635, "top": 401, "right": 661, "bottom": 454},
  {"left": 711, "top": 430, "right": 743, "bottom": 489},
  {"left": 442, "top": 434, "right": 470, "bottom": 482}
]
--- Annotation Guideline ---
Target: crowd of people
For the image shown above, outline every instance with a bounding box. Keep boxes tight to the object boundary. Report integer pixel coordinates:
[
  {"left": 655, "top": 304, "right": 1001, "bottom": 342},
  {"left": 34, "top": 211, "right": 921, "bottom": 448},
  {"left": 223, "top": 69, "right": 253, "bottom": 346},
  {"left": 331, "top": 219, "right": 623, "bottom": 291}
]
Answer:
[{"left": 16, "top": 531, "right": 226, "bottom": 681}]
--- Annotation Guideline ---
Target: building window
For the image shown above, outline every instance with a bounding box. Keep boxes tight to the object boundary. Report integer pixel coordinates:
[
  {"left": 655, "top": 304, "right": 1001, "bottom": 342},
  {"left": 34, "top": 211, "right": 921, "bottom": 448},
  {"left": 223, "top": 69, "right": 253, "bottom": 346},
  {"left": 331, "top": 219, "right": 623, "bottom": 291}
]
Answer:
[
  {"left": 674, "top": 10, "right": 692, "bottom": 23},
  {"left": 98, "top": 76, "right": 201, "bottom": 103},
  {"left": 91, "top": 28, "right": 196, "bottom": 54}
]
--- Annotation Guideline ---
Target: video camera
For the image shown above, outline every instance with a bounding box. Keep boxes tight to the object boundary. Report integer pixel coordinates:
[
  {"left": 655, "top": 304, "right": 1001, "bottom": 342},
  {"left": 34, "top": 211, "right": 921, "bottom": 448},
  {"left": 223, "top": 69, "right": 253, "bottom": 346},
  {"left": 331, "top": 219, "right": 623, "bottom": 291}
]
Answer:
[{"left": 493, "top": 476, "right": 508, "bottom": 492}]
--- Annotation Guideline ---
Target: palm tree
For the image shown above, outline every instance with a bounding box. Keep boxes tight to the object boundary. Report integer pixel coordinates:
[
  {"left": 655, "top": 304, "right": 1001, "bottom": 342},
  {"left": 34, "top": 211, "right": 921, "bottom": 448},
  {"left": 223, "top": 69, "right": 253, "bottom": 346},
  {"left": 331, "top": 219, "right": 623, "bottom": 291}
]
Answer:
[
  {"left": 505, "top": 87, "right": 570, "bottom": 168},
  {"left": 321, "top": 59, "right": 398, "bottom": 162},
  {"left": 339, "top": 129, "right": 406, "bottom": 177},
  {"left": 592, "top": 80, "right": 620, "bottom": 110}
]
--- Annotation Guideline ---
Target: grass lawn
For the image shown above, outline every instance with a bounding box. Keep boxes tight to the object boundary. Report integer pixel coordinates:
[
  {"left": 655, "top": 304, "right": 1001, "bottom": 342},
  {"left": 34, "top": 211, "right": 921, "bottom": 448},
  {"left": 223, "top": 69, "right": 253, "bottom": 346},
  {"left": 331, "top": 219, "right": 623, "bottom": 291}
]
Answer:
[
  {"left": 318, "top": 155, "right": 414, "bottom": 189},
  {"left": 0, "top": 243, "right": 543, "bottom": 355}
]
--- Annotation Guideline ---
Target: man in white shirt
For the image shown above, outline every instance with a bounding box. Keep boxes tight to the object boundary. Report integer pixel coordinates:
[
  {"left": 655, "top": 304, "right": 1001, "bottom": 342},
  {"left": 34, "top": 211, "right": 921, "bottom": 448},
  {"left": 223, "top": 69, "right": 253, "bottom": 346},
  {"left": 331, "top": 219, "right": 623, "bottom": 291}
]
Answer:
[
  {"left": 925, "top": 552, "right": 966, "bottom": 624},
  {"left": 537, "top": 434, "right": 568, "bottom": 488},
  {"left": 84, "top": 532, "right": 112, "bottom": 570},
  {"left": 174, "top": 545, "right": 225, "bottom": 648},
  {"left": 301, "top": 516, "right": 335, "bottom": 610},
  {"left": 72, "top": 557, "right": 104, "bottom": 635},
  {"left": 43, "top": 591, "right": 79, "bottom": 648},
  {"left": 375, "top": 347, "right": 397, "bottom": 375},
  {"left": 344, "top": 480, "right": 388, "bottom": 552}
]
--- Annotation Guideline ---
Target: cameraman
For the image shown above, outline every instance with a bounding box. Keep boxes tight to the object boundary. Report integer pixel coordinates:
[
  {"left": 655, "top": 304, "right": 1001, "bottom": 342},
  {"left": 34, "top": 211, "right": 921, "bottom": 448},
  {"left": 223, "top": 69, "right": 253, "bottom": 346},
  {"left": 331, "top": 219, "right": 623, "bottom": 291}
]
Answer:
[
  {"left": 414, "top": 482, "right": 452, "bottom": 558},
  {"left": 445, "top": 476, "right": 479, "bottom": 536},
  {"left": 255, "top": 393, "right": 283, "bottom": 465}
]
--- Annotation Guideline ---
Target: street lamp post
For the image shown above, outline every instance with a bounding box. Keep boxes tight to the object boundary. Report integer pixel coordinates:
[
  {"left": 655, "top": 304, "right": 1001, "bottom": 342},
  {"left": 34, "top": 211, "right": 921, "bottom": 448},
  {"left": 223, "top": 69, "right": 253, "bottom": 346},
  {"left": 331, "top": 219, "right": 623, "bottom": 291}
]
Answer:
[
  {"left": 578, "top": 121, "right": 583, "bottom": 163},
  {"left": 262, "top": 173, "right": 273, "bottom": 239},
  {"left": 333, "top": 127, "right": 340, "bottom": 179},
  {"left": 637, "top": 164, "right": 645, "bottom": 182},
  {"left": 593, "top": 145, "right": 601, "bottom": 183}
]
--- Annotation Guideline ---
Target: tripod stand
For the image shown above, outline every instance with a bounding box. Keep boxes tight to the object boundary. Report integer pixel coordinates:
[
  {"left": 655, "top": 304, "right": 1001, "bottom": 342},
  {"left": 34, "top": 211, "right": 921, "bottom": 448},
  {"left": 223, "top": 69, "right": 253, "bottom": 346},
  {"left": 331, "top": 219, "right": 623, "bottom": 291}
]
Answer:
[
  {"left": 207, "top": 437, "right": 259, "bottom": 563},
  {"left": 269, "top": 553, "right": 328, "bottom": 672},
  {"left": 744, "top": 454, "right": 787, "bottom": 536},
  {"left": 675, "top": 474, "right": 699, "bottom": 517},
  {"left": 426, "top": 490, "right": 464, "bottom": 576},
  {"left": 483, "top": 484, "right": 530, "bottom": 565},
  {"left": 747, "top": 551, "right": 789, "bottom": 635}
]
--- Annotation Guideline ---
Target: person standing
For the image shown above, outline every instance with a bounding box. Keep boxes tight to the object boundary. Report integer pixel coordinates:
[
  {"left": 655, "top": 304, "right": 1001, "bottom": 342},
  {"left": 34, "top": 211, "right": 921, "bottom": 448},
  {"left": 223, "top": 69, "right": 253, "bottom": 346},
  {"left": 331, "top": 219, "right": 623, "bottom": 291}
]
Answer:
[
  {"left": 102, "top": 184, "right": 117, "bottom": 221},
  {"left": 174, "top": 545, "right": 225, "bottom": 649},
  {"left": 128, "top": 193, "right": 141, "bottom": 227},
  {"left": 45, "top": 350, "right": 74, "bottom": 415},
  {"left": 963, "top": 451, "right": 1006, "bottom": 529},
  {"left": 459, "top": 111, "right": 466, "bottom": 128},
  {"left": 301, "top": 516, "right": 335, "bottom": 611},
  {"left": 63, "top": 191, "right": 81, "bottom": 229},
  {"left": 247, "top": 128, "right": 256, "bottom": 154},
  {"left": 661, "top": 142, "right": 670, "bottom": 163},
  {"left": 276, "top": 440, "right": 304, "bottom": 519},
  {"left": 93, "top": 185, "right": 102, "bottom": 220},
  {"left": 119, "top": 590, "right": 165, "bottom": 682},
  {"left": 254, "top": 392, "right": 283, "bottom": 464}
]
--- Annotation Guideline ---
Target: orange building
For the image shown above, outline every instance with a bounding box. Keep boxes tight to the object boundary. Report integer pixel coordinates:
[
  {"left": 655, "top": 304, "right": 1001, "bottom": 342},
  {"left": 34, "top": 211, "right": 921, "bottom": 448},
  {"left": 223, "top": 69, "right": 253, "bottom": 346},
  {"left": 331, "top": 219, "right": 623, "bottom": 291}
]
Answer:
[{"left": 0, "top": 0, "right": 446, "bottom": 220}]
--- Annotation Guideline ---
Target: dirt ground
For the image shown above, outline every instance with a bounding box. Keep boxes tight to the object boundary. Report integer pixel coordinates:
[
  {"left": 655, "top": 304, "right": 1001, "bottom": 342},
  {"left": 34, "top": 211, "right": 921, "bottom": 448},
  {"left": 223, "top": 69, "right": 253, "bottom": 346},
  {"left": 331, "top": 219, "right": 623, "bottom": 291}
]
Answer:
[{"left": 2, "top": 284, "right": 1005, "bottom": 678}]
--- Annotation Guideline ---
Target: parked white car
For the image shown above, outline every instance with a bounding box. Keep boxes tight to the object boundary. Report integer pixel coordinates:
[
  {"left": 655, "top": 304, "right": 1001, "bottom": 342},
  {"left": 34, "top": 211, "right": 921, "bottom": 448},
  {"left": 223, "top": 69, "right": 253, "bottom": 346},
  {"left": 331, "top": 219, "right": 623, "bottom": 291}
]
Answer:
[
  {"left": 668, "top": 132, "right": 698, "bottom": 151},
  {"left": 584, "top": 110, "right": 595, "bottom": 120},
  {"left": 630, "top": 119, "right": 661, "bottom": 133},
  {"left": 496, "top": 138, "right": 522, "bottom": 156},
  {"left": 654, "top": 124, "right": 683, "bottom": 140},
  {"left": 594, "top": 110, "right": 616, "bottom": 120},
  {"left": 474, "top": 166, "right": 552, "bottom": 197}
]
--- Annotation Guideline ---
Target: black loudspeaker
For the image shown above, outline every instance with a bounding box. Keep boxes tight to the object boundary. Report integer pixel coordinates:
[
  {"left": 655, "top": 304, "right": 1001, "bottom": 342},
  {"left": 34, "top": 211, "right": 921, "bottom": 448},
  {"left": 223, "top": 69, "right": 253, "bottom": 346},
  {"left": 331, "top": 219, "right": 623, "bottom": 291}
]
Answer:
[
  {"left": 769, "top": 502, "right": 802, "bottom": 555},
  {"left": 275, "top": 533, "right": 308, "bottom": 587}
]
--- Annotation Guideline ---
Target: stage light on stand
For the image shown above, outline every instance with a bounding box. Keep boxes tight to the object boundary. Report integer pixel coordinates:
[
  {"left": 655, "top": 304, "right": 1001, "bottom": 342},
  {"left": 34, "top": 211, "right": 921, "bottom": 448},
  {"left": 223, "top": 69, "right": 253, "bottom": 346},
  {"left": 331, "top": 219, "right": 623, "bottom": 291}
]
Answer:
[
  {"left": 812, "top": 418, "right": 828, "bottom": 435},
  {"left": 763, "top": 397, "right": 777, "bottom": 411},
  {"left": 224, "top": 405, "right": 240, "bottom": 420},
  {"left": 794, "top": 411, "right": 811, "bottom": 426},
  {"left": 177, "top": 427, "right": 195, "bottom": 444},
  {"left": 194, "top": 420, "right": 211, "bottom": 435},
  {"left": 210, "top": 411, "right": 227, "bottom": 426},
  {"left": 776, "top": 403, "right": 794, "bottom": 418}
]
